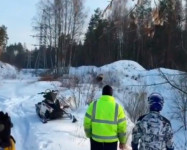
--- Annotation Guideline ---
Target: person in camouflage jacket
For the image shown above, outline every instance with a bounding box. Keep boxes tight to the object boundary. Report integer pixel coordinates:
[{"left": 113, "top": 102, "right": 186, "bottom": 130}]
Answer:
[{"left": 131, "top": 93, "right": 174, "bottom": 150}]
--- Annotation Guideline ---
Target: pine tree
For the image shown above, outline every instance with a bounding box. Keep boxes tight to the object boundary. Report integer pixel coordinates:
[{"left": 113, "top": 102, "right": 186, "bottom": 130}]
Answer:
[
  {"left": 0, "top": 25, "right": 8, "bottom": 57},
  {"left": 84, "top": 8, "right": 109, "bottom": 66}
]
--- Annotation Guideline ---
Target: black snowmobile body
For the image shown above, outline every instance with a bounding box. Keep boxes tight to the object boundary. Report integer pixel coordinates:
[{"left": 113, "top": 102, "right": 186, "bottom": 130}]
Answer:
[{"left": 35, "top": 90, "right": 77, "bottom": 123}]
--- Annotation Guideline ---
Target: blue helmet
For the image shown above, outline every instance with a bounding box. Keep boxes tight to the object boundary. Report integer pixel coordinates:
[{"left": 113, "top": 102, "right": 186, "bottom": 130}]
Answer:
[{"left": 148, "top": 93, "right": 164, "bottom": 112}]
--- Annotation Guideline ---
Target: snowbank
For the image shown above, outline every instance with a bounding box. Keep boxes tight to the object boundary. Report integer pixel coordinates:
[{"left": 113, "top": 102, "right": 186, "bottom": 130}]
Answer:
[{"left": 0, "top": 61, "right": 18, "bottom": 79}]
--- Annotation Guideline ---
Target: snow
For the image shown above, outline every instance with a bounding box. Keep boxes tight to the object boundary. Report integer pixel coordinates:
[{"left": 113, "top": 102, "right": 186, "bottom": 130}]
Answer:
[
  {"left": 0, "top": 61, "right": 18, "bottom": 79},
  {"left": 0, "top": 60, "right": 186, "bottom": 150}
]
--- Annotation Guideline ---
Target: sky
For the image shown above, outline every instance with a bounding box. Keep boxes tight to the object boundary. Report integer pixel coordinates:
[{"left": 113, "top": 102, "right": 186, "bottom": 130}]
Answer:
[{"left": 0, "top": 0, "right": 110, "bottom": 50}]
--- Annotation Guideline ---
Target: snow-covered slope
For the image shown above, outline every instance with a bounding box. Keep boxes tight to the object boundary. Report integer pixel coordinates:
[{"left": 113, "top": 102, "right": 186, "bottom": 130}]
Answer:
[
  {"left": 0, "top": 60, "right": 186, "bottom": 150},
  {"left": 0, "top": 61, "right": 18, "bottom": 79}
]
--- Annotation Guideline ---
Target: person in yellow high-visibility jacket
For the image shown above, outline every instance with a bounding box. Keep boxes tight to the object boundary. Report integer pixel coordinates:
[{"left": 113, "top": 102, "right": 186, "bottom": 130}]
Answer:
[{"left": 84, "top": 85, "right": 127, "bottom": 150}]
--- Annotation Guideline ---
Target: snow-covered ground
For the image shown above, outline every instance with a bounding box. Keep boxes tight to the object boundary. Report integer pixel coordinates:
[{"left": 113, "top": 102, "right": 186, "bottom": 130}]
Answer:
[{"left": 0, "top": 60, "right": 186, "bottom": 150}]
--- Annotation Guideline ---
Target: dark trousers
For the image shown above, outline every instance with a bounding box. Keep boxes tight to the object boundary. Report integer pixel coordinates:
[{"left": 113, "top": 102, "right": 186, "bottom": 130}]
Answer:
[{"left": 90, "top": 138, "right": 117, "bottom": 150}]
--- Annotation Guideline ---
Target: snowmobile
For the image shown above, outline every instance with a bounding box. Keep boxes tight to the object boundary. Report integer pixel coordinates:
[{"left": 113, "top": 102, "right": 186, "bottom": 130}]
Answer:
[{"left": 35, "top": 89, "right": 77, "bottom": 123}]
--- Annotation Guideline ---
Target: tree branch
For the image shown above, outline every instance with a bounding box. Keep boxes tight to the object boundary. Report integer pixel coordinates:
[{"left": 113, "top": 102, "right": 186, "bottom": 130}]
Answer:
[{"left": 158, "top": 69, "right": 187, "bottom": 95}]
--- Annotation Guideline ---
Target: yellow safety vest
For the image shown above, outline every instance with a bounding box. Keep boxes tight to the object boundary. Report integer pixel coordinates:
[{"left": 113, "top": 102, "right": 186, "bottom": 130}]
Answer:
[{"left": 84, "top": 95, "right": 127, "bottom": 144}]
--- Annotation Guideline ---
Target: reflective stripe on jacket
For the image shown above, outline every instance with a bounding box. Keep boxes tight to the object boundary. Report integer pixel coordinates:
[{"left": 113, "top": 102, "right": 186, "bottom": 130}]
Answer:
[{"left": 84, "top": 95, "right": 127, "bottom": 143}]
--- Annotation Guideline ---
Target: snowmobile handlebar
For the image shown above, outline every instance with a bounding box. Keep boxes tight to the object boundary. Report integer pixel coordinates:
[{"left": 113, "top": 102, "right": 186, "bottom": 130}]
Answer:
[{"left": 38, "top": 92, "right": 45, "bottom": 94}]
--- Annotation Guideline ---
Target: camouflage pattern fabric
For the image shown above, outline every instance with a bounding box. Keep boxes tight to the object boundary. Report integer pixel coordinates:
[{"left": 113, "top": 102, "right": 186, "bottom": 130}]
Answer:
[{"left": 132, "top": 112, "right": 174, "bottom": 150}]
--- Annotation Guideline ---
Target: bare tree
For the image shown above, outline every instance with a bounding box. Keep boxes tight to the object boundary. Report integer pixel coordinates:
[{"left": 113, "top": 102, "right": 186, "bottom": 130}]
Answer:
[
  {"left": 159, "top": 69, "right": 187, "bottom": 95},
  {"left": 34, "top": 0, "right": 86, "bottom": 75},
  {"left": 171, "top": 91, "right": 187, "bottom": 131},
  {"left": 68, "top": 0, "right": 86, "bottom": 67},
  {"left": 159, "top": 69, "right": 187, "bottom": 131},
  {"left": 122, "top": 87, "right": 148, "bottom": 123},
  {"left": 170, "top": 75, "right": 187, "bottom": 131}
]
